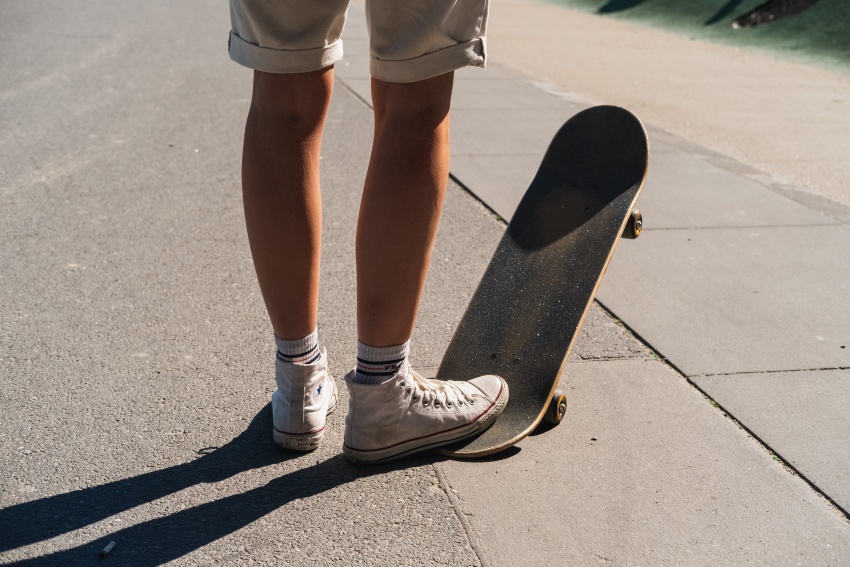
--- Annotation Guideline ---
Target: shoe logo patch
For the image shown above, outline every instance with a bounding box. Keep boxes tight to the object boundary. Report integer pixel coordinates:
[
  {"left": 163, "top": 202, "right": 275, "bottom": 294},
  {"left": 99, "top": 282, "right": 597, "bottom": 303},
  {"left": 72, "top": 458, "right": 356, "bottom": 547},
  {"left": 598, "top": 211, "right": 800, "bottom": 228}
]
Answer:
[{"left": 317, "top": 385, "right": 323, "bottom": 396}]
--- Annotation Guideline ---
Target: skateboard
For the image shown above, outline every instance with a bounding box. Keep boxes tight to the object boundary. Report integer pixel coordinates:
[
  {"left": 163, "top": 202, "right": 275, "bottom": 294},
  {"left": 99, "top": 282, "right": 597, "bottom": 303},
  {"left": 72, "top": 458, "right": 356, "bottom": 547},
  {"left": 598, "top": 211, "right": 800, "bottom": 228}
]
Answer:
[{"left": 436, "top": 105, "right": 648, "bottom": 458}]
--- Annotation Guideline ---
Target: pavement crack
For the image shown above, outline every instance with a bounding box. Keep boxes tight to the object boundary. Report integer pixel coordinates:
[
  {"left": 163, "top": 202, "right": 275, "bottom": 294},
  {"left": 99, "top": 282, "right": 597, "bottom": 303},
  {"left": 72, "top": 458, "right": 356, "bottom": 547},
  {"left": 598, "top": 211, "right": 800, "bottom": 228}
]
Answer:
[
  {"left": 336, "top": 78, "right": 374, "bottom": 110},
  {"left": 683, "top": 374, "right": 850, "bottom": 524},
  {"left": 433, "top": 462, "right": 491, "bottom": 567},
  {"left": 593, "top": 301, "right": 850, "bottom": 524},
  {"left": 697, "top": 366, "right": 849, "bottom": 378},
  {"left": 447, "top": 173, "right": 507, "bottom": 225}
]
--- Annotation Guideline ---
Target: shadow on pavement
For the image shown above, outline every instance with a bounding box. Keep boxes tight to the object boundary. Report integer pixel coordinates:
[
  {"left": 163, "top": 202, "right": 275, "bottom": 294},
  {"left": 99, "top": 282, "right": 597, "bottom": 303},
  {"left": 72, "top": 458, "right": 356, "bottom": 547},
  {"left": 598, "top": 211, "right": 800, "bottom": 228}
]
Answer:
[
  {"left": 598, "top": 0, "right": 647, "bottom": 14},
  {"left": 0, "top": 405, "right": 425, "bottom": 565},
  {"left": 445, "top": 446, "right": 523, "bottom": 463},
  {"left": 704, "top": 0, "right": 747, "bottom": 25},
  {"left": 731, "top": 0, "right": 820, "bottom": 28}
]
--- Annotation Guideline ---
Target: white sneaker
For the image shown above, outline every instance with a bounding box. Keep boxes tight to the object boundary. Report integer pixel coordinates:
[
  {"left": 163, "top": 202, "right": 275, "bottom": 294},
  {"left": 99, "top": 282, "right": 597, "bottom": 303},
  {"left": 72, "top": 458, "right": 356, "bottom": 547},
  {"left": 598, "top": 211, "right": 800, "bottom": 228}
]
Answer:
[
  {"left": 343, "top": 361, "right": 508, "bottom": 463},
  {"left": 272, "top": 348, "right": 337, "bottom": 451}
]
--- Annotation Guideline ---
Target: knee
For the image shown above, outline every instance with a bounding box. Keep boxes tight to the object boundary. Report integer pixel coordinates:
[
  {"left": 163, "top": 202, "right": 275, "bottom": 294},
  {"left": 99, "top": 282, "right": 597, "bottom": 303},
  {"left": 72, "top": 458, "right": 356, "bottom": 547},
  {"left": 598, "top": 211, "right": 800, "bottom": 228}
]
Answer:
[
  {"left": 249, "top": 68, "right": 333, "bottom": 132},
  {"left": 372, "top": 74, "right": 453, "bottom": 130}
]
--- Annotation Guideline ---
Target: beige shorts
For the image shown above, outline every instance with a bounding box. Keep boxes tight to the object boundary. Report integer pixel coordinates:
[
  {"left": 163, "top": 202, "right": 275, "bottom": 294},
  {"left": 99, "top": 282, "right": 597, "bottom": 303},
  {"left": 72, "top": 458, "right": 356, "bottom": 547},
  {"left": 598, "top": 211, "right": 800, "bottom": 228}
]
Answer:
[{"left": 228, "top": 0, "right": 489, "bottom": 83}]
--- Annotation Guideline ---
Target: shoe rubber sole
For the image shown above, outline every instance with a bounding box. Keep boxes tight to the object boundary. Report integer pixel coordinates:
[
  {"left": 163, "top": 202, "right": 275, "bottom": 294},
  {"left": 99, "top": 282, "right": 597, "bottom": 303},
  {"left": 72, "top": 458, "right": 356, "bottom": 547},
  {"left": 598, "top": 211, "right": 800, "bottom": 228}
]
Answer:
[
  {"left": 342, "top": 377, "right": 509, "bottom": 464},
  {"left": 273, "top": 387, "right": 337, "bottom": 452}
]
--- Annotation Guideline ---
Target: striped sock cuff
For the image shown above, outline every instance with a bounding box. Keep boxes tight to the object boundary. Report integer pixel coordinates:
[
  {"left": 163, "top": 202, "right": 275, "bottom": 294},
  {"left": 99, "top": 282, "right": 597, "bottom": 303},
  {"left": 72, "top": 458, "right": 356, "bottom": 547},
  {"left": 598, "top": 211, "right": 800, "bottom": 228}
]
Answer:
[
  {"left": 275, "top": 330, "right": 321, "bottom": 365},
  {"left": 354, "top": 340, "right": 410, "bottom": 384}
]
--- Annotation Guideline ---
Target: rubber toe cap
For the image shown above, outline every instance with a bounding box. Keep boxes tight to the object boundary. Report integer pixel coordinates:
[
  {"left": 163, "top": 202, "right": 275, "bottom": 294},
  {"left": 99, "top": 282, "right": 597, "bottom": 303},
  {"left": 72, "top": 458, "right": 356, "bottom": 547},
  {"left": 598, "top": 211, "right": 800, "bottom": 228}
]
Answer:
[{"left": 468, "top": 374, "right": 507, "bottom": 401}]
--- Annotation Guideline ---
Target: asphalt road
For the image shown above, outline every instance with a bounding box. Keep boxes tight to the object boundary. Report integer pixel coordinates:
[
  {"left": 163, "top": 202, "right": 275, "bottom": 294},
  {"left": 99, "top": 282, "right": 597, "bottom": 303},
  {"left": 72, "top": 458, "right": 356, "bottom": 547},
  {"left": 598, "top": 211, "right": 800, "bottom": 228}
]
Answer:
[{"left": 1, "top": 1, "right": 478, "bottom": 564}]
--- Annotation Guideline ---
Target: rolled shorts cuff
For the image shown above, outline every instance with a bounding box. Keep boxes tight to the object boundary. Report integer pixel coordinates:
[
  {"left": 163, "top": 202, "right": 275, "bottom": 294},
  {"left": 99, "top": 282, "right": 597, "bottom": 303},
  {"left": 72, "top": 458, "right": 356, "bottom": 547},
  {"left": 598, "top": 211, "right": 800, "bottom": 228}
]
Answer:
[
  {"left": 228, "top": 31, "right": 344, "bottom": 74},
  {"left": 370, "top": 37, "right": 487, "bottom": 84}
]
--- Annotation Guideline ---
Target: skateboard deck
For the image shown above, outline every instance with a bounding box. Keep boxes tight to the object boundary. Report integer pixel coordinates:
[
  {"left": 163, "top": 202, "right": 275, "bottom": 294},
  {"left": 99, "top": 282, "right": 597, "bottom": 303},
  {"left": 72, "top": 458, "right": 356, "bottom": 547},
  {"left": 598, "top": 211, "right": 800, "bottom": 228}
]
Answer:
[{"left": 436, "top": 105, "right": 648, "bottom": 458}]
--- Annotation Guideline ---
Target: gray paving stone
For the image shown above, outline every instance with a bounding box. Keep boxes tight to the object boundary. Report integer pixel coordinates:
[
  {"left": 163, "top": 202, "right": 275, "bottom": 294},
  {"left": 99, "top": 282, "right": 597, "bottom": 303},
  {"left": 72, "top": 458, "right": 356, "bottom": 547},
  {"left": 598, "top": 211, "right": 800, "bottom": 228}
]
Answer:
[
  {"left": 598, "top": 225, "right": 850, "bottom": 376},
  {"left": 571, "top": 304, "right": 654, "bottom": 361},
  {"left": 696, "top": 369, "right": 850, "bottom": 513},
  {"left": 336, "top": 77, "right": 372, "bottom": 106},
  {"left": 642, "top": 145, "right": 838, "bottom": 230},
  {"left": 335, "top": 56, "right": 371, "bottom": 80},
  {"left": 440, "top": 360, "right": 850, "bottom": 566},
  {"left": 451, "top": 87, "right": 567, "bottom": 110},
  {"left": 450, "top": 69, "right": 577, "bottom": 110},
  {"left": 450, "top": 106, "right": 571, "bottom": 157},
  {"left": 448, "top": 154, "right": 535, "bottom": 221},
  {"left": 449, "top": 77, "right": 838, "bottom": 229}
]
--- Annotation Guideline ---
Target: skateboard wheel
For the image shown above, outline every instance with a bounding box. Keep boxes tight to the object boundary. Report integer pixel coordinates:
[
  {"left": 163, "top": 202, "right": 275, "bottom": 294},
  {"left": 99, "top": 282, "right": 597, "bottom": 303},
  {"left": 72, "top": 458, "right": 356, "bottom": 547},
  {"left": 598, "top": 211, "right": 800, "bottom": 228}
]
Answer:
[
  {"left": 622, "top": 210, "right": 642, "bottom": 239},
  {"left": 544, "top": 390, "right": 568, "bottom": 425}
]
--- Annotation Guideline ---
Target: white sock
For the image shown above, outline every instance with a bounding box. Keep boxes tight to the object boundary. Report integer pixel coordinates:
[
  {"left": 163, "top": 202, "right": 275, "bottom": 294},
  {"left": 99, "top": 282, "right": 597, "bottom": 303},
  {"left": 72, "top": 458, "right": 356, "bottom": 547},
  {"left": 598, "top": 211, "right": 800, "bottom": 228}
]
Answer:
[
  {"left": 352, "top": 340, "right": 410, "bottom": 385},
  {"left": 275, "top": 329, "right": 321, "bottom": 365}
]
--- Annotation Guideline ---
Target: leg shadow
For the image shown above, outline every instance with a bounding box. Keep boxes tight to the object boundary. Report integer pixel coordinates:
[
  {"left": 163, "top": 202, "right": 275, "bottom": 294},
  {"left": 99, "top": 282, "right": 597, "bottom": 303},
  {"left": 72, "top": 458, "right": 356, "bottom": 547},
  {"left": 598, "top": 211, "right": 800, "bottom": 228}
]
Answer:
[
  {"left": 5, "top": 453, "right": 420, "bottom": 566},
  {"left": 1, "top": 404, "right": 423, "bottom": 564},
  {"left": 704, "top": 0, "right": 746, "bottom": 25},
  {"left": 1, "top": 405, "right": 282, "bottom": 553}
]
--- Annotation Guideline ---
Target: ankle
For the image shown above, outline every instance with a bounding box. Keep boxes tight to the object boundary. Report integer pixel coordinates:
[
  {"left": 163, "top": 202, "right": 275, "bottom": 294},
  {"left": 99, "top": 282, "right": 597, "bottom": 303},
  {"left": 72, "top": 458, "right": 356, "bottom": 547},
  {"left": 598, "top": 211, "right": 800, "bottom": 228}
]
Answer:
[
  {"left": 275, "top": 329, "right": 321, "bottom": 365},
  {"left": 351, "top": 340, "right": 410, "bottom": 385}
]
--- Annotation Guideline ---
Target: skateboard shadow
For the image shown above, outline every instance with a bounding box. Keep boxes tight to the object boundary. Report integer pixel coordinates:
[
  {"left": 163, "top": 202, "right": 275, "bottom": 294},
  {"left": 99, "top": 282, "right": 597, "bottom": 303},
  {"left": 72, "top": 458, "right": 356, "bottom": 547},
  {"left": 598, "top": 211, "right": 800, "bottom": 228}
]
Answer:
[
  {"left": 529, "top": 420, "right": 560, "bottom": 437},
  {"left": 0, "top": 405, "right": 427, "bottom": 565},
  {"left": 435, "top": 446, "right": 522, "bottom": 463}
]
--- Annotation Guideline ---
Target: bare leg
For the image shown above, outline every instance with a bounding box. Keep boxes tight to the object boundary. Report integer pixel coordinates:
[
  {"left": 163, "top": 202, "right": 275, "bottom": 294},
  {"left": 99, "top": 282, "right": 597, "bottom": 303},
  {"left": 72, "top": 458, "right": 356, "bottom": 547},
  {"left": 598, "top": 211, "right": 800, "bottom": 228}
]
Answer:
[
  {"left": 345, "top": 72, "right": 510, "bottom": 464},
  {"left": 355, "top": 72, "right": 454, "bottom": 347},
  {"left": 242, "top": 67, "right": 333, "bottom": 340}
]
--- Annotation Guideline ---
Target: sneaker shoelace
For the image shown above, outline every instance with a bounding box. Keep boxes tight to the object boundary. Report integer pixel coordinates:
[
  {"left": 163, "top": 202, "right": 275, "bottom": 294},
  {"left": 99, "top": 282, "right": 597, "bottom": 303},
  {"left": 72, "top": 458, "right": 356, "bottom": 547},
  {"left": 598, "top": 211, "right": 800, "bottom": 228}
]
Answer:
[{"left": 400, "top": 370, "right": 477, "bottom": 409}]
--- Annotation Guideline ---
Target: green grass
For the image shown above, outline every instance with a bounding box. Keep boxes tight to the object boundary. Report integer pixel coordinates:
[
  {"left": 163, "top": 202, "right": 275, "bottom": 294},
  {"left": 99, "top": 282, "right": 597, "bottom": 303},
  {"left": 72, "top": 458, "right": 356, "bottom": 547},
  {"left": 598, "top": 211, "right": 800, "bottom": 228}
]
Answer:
[{"left": 542, "top": 0, "right": 850, "bottom": 73}]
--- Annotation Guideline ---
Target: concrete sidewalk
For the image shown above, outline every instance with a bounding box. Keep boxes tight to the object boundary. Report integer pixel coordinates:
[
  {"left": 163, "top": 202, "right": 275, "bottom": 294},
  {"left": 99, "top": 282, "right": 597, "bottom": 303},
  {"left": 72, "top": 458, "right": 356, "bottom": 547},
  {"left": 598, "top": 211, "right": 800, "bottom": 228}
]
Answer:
[
  {"left": 492, "top": 0, "right": 850, "bottom": 215},
  {"left": 1, "top": 0, "right": 849, "bottom": 565},
  {"left": 337, "top": 3, "right": 850, "bottom": 563},
  {"left": 484, "top": 0, "right": 850, "bottom": 516}
]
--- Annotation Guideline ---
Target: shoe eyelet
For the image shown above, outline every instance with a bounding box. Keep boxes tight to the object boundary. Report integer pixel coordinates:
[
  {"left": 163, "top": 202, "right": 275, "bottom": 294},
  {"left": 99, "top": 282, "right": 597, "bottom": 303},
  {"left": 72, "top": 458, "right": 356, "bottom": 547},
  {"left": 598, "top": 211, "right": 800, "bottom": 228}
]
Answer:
[
  {"left": 405, "top": 387, "right": 412, "bottom": 395},
  {"left": 434, "top": 400, "right": 441, "bottom": 408},
  {"left": 446, "top": 400, "right": 453, "bottom": 408},
  {"left": 399, "top": 381, "right": 407, "bottom": 388}
]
